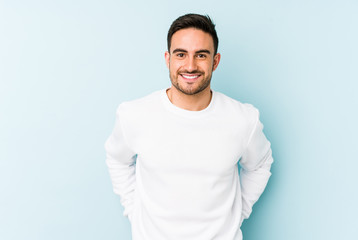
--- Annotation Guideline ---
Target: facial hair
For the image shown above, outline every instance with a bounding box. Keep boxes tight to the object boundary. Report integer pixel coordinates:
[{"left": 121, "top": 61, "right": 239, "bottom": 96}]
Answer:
[{"left": 169, "top": 69, "right": 213, "bottom": 96}]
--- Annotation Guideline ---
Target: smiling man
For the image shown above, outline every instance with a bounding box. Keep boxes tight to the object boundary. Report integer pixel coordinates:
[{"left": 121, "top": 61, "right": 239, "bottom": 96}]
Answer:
[{"left": 105, "top": 14, "right": 273, "bottom": 240}]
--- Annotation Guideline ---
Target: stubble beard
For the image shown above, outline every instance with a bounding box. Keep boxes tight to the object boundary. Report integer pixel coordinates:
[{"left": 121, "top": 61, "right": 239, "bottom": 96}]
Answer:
[{"left": 169, "top": 70, "right": 212, "bottom": 96}]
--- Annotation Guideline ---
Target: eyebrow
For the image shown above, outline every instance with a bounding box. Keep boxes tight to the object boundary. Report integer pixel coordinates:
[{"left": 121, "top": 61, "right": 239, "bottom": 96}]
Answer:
[{"left": 172, "top": 48, "right": 211, "bottom": 55}]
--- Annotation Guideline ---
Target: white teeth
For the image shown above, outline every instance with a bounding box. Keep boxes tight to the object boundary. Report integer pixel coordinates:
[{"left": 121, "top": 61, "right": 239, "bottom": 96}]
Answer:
[{"left": 182, "top": 75, "right": 199, "bottom": 79}]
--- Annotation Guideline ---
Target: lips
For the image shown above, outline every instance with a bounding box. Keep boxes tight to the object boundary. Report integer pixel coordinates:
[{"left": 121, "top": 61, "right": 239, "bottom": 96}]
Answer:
[{"left": 180, "top": 73, "right": 201, "bottom": 81}]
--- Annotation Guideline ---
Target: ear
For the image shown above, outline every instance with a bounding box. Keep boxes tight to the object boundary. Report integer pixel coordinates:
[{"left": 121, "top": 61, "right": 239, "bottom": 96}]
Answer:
[
  {"left": 212, "top": 53, "right": 221, "bottom": 71},
  {"left": 165, "top": 51, "right": 170, "bottom": 69}
]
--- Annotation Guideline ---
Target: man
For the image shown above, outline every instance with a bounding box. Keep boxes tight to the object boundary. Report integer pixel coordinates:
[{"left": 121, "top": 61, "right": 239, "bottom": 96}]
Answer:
[{"left": 105, "top": 13, "right": 273, "bottom": 240}]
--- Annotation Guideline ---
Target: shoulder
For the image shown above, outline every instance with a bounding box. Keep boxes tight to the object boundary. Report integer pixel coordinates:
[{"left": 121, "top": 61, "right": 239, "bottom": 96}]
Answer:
[
  {"left": 116, "top": 89, "right": 163, "bottom": 117},
  {"left": 214, "top": 91, "right": 259, "bottom": 122}
]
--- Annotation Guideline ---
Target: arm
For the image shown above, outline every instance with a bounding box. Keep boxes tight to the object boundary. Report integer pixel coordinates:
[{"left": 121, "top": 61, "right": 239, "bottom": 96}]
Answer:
[
  {"left": 104, "top": 105, "right": 137, "bottom": 222},
  {"left": 239, "top": 110, "right": 273, "bottom": 226}
]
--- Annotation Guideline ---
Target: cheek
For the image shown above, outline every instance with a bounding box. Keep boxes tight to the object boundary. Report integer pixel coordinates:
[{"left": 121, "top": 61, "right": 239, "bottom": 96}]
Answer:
[
  {"left": 169, "top": 61, "right": 181, "bottom": 72},
  {"left": 200, "top": 62, "right": 213, "bottom": 72},
  {"left": 169, "top": 65, "right": 178, "bottom": 78}
]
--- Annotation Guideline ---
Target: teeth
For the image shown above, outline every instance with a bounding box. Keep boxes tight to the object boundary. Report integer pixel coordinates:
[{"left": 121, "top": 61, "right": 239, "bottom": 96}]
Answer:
[{"left": 182, "top": 74, "right": 199, "bottom": 79}]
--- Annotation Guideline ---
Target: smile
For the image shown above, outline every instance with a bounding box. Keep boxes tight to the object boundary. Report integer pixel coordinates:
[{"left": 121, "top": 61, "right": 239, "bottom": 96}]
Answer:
[{"left": 180, "top": 74, "right": 201, "bottom": 80}]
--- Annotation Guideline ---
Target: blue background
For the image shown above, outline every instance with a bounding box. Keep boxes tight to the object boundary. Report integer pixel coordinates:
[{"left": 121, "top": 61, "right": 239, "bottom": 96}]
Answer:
[{"left": 1, "top": 0, "right": 357, "bottom": 239}]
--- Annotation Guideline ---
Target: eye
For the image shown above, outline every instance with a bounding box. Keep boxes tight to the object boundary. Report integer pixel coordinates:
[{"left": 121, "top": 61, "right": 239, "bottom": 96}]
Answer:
[
  {"left": 176, "top": 53, "right": 185, "bottom": 58},
  {"left": 197, "top": 54, "right": 206, "bottom": 59}
]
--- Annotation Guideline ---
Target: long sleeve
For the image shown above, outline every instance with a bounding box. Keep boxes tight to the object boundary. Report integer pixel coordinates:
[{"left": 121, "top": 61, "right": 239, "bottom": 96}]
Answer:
[
  {"left": 239, "top": 111, "right": 273, "bottom": 226},
  {"left": 104, "top": 105, "right": 137, "bottom": 222}
]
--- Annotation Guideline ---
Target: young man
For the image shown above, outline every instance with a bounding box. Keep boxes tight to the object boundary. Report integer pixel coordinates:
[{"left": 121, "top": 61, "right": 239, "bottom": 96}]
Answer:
[{"left": 105, "top": 14, "right": 273, "bottom": 240}]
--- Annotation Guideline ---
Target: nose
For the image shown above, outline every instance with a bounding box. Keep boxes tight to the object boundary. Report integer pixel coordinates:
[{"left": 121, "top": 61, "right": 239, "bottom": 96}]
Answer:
[{"left": 185, "top": 56, "right": 198, "bottom": 72}]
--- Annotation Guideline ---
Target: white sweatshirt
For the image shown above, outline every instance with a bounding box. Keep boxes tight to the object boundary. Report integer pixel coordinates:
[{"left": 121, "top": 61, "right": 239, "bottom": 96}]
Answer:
[{"left": 105, "top": 89, "right": 273, "bottom": 240}]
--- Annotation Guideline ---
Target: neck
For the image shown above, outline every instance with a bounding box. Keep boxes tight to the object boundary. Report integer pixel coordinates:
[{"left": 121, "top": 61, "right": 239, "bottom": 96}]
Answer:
[{"left": 166, "top": 85, "right": 212, "bottom": 111}]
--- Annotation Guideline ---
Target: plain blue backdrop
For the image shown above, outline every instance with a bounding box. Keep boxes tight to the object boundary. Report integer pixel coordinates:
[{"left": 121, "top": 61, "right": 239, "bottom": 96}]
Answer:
[{"left": 1, "top": 0, "right": 357, "bottom": 239}]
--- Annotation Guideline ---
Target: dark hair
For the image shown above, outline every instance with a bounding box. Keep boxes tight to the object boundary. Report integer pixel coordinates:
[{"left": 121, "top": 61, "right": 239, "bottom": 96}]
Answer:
[{"left": 167, "top": 13, "right": 219, "bottom": 55}]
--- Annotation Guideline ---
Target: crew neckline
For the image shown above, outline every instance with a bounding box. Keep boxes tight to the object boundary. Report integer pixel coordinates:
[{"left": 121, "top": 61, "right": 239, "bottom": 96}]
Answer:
[{"left": 160, "top": 88, "right": 216, "bottom": 118}]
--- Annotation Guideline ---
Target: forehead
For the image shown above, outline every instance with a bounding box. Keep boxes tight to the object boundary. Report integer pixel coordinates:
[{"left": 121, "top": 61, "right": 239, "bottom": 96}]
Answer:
[{"left": 170, "top": 28, "right": 214, "bottom": 53}]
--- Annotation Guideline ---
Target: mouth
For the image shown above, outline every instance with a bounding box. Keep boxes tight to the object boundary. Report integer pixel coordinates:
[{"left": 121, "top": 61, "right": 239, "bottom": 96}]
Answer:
[{"left": 180, "top": 73, "right": 201, "bottom": 81}]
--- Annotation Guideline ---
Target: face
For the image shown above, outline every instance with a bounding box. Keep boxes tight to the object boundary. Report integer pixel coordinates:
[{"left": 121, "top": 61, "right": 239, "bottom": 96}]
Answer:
[{"left": 165, "top": 28, "right": 221, "bottom": 95}]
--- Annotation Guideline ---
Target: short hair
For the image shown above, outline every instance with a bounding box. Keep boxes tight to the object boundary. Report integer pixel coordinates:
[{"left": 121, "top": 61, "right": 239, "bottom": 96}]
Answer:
[{"left": 167, "top": 13, "right": 219, "bottom": 55}]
